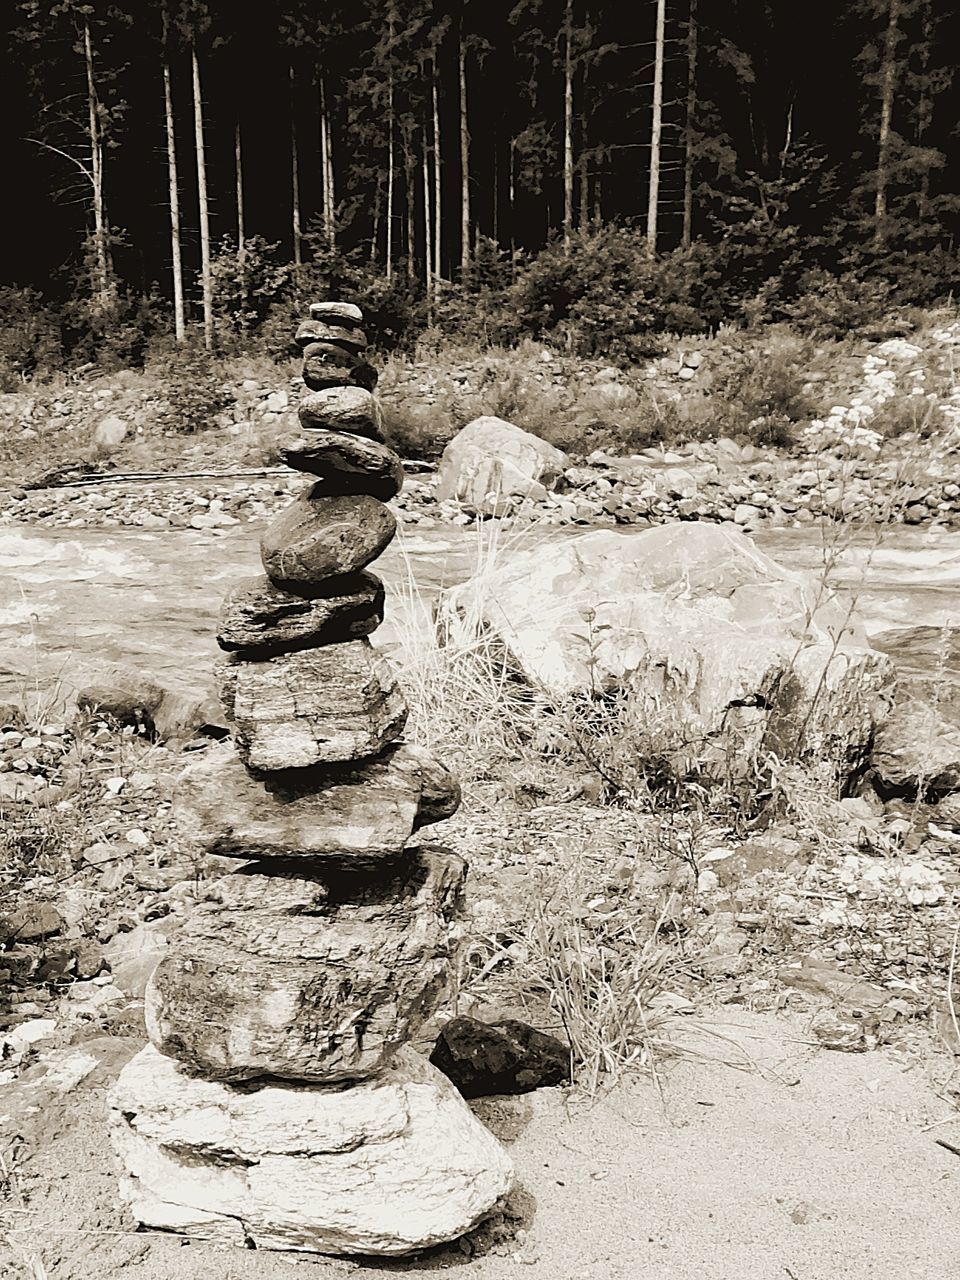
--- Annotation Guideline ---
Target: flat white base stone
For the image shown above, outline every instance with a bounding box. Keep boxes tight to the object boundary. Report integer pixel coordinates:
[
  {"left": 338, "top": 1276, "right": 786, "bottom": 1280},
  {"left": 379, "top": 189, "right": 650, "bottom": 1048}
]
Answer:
[{"left": 109, "top": 1043, "right": 514, "bottom": 1256}]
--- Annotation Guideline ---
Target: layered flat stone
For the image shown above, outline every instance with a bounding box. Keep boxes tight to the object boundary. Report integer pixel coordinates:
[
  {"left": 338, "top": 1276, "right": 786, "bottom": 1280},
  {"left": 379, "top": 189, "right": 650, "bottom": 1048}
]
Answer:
[
  {"left": 303, "top": 345, "right": 378, "bottom": 393},
  {"left": 298, "top": 386, "right": 385, "bottom": 441},
  {"left": 145, "top": 845, "right": 467, "bottom": 1082},
  {"left": 175, "top": 740, "right": 458, "bottom": 860},
  {"left": 295, "top": 319, "right": 368, "bottom": 352},
  {"left": 110, "top": 1042, "right": 513, "bottom": 1255},
  {"left": 277, "top": 430, "right": 403, "bottom": 500},
  {"left": 217, "top": 640, "right": 407, "bottom": 770},
  {"left": 260, "top": 490, "right": 396, "bottom": 588},
  {"left": 217, "top": 572, "right": 384, "bottom": 655},
  {"left": 309, "top": 300, "right": 364, "bottom": 327}
]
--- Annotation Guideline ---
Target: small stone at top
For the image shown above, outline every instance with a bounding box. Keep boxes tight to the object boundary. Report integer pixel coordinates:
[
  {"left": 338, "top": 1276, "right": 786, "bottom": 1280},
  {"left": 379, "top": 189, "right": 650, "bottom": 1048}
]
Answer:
[{"left": 310, "top": 301, "right": 363, "bottom": 328}]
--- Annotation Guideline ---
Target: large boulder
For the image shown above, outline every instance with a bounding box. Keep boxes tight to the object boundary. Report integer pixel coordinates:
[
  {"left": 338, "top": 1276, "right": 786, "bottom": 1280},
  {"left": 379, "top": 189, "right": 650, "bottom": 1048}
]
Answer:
[
  {"left": 436, "top": 416, "right": 569, "bottom": 516},
  {"left": 145, "top": 846, "right": 466, "bottom": 1083},
  {"left": 442, "top": 523, "right": 895, "bottom": 784},
  {"left": 175, "top": 740, "right": 460, "bottom": 860},
  {"left": 871, "top": 697, "right": 960, "bottom": 798},
  {"left": 110, "top": 1042, "right": 513, "bottom": 1255}
]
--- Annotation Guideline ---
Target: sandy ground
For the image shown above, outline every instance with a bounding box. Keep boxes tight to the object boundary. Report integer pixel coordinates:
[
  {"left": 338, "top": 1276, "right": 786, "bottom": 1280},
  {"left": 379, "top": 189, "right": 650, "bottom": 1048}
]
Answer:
[{"left": 3, "top": 1009, "right": 960, "bottom": 1280}]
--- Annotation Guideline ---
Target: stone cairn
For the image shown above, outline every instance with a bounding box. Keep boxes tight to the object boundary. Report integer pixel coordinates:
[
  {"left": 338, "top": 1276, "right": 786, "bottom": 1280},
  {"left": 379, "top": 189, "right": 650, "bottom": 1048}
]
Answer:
[{"left": 109, "top": 302, "right": 513, "bottom": 1256}]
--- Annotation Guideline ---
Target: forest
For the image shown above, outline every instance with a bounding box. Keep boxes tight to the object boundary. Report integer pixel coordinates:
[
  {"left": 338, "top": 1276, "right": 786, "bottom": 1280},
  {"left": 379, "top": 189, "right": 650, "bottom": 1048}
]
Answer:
[{"left": 2, "top": 0, "right": 959, "bottom": 374}]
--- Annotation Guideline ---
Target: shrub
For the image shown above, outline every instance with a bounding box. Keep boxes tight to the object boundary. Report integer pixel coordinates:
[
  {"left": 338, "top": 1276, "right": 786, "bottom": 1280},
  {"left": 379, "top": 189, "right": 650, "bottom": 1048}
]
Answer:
[
  {"left": 508, "top": 226, "right": 716, "bottom": 358},
  {"left": 779, "top": 269, "right": 895, "bottom": 338},
  {"left": 60, "top": 289, "right": 166, "bottom": 372},
  {"left": 209, "top": 235, "right": 294, "bottom": 347},
  {"left": 708, "top": 329, "right": 817, "bottom": 446},
  {"left": 0, "top": 286, "right": 61, "bottom": 389},
  {"left": 144, "top": 339, "right": 235, "bottom": 433}
]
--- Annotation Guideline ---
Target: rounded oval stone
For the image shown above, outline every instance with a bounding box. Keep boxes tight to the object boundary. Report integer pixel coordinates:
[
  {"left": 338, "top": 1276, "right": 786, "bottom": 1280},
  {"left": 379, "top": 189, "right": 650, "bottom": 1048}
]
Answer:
[
  {"left": 260, "top": 491, "right": 396, "bottom": 588},
  {"left": 278, "top": 430, "right": 404, "bottom": 500},
  {"left": 298, "top": 387, "right": 384, "bottom": 441}
]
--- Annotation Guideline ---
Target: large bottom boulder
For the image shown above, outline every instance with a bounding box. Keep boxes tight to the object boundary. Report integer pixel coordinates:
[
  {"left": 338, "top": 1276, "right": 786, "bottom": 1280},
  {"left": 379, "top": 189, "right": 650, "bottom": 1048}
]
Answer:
[
  {"left": 110, "top": 1043, "right": 514, "bottom": 1256},
  {"left": 442, "top": 523, "right": 896, "bottom": 785},
  {"left": 145, "top": 846, "right": 466, "bottom": 1082}
]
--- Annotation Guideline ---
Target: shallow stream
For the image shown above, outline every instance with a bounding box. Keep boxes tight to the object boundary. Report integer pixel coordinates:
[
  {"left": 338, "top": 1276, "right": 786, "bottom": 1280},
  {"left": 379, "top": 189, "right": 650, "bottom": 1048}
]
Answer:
[{"left": 2, "top": 514, "right": 959, "bottom": 712}]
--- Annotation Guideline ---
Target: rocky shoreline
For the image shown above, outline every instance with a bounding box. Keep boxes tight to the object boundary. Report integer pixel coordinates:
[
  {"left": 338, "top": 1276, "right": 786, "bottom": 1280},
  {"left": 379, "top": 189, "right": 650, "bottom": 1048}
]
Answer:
[{"left": 2, "top": 433, "right": 958, "bottom": 537}]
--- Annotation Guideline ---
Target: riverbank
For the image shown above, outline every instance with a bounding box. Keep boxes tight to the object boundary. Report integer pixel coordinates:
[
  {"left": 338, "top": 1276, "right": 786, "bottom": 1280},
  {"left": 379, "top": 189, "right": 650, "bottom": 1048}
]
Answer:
[{"left": 2, "top": 312, "right": 959, "bottom": 537}]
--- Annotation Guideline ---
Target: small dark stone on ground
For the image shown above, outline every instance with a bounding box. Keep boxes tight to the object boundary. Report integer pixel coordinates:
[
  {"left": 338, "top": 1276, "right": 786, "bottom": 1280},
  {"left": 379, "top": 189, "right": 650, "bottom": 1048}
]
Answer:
[{"left": 430, "top": 1016, "right": 570, "bottom": 1098}]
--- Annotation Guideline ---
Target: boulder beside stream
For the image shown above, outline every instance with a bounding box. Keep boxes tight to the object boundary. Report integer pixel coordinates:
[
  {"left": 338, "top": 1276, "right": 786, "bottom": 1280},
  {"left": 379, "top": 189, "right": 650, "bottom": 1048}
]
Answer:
[{"left": 441, "top": 522, "right": 896, "bottom": 786}]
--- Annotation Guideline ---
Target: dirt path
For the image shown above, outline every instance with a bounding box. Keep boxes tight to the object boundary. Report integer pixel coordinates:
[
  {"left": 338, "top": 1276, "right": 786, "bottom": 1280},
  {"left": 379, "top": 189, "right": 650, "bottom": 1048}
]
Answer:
[{"left": 3, "top": 1010, "right": 958, "bottom": 1280}]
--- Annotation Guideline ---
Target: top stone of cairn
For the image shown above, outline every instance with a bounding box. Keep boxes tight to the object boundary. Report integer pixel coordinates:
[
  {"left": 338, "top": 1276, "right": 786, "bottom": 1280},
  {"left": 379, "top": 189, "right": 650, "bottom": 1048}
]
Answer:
[{"left": 309, "top": 300, "right": 364, "bottom": 328}]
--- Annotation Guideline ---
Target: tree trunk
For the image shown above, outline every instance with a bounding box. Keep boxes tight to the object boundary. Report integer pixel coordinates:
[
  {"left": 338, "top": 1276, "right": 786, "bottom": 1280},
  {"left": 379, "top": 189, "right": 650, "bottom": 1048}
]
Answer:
[
  {"left": 290, "top": 66, "right": 302, "bottom": 269},
  {"left": 682, "top": 0, "right": 697, "bottom": 248},
  {"left": 235, "top": 119, "right": 246, "bottom": 318},
  {"left": 432, "top": 58, "right": 442, "bottom": 280},
  {"left": 235, "top": 120, "right": 246, "bottom": 255},
  {"left": 319, "top": 73, "right": 335, "bottom": 248},
  {"left": 874, "top": 0, "right": 901, "bottom": 247},
  {"left": 509, "top": 137, "right": 517, "bottom": 278},
  {"left": 405, "top": 140, "right": 416, "bottom": 278},
  {"left": 83, "top": 19, "right": 110, "bottom": 307},
  {"left": 579, "top": 54, "right": 590, "bottom": 230},
  {"left": 323, "top": 78, "right": 336, "bottom": 247},
  {"left": 325, "top": 108, "right": 335, "bottom": 245},
  {"left": 161, "top": 3, "right": 184, "bottom": 342},
  {"left": 422, "top": 106, "right": 433, "bottom": 316},
  {"left": 458, "top": 23, "right": 471, "bottom": 277},
  {"left": 646, "top": 0, "right": 666, "bottom": 253},
  {"left": 371, "top": 170, "right": 383, "bottom": 264},
  {"left": 192, "top": 42, "right": 213, "bottom": 350},
  {"left": 563, "top": 0, "right": 574, "bottom": 249},
  {"left": 386, "top": 8, "right": 395, "bottom": 280}
]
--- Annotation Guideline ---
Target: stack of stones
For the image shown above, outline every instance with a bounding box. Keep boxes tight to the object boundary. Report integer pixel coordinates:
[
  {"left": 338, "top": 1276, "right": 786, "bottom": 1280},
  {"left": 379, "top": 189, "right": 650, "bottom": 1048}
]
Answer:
[{"left": 109, "top": 302, "right": 513, "bottom": 1257}]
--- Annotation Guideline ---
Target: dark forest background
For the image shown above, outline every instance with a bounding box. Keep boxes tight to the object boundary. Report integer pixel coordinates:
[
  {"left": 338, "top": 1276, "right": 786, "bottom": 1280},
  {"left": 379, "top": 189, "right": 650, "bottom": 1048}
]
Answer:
[{"left": 1, "top": 0, "right": 958, "bottom": 375}]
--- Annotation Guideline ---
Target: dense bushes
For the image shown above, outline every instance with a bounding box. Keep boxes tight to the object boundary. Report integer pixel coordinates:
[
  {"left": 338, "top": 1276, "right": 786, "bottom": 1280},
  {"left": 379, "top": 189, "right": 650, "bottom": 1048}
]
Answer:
[{"left": 4, "top": 214, "right": 960, "bottom": 384}]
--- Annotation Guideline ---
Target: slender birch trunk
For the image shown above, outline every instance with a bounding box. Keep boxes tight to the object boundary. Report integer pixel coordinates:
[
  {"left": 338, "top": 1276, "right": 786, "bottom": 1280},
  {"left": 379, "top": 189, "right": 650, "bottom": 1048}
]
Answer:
[
  {"left": 579, "top": 53, "right": 590, "bottom": 230},
  {"left": 290, "top": 66, "right": 302, "bottom": 269},
  {"left": 320, "top": 75, "right": 335, "bottom": 247},
  {"left": 509, "top": 137, "right": 517, "bottom": 278},
  {"left": 235, "top": 121, "right": 245, "bottom": 259},
  {"left": 682, "top": 0, "right": 697, "bottom": 248},
  {"left": 874, "top": 0, "right": 901, "bottom": 246},
  {"left": 458, "top": 24, "right": 471, "bottom": 277},
  {"left": 235, "top": 119, "right": 246, "bottom": 316},
  {"left": 371, "top": 170, "right": 383, "bottom": 264},
  {"left": 191, "top": 42, "right": 213, "bottom": 349},
  {"left": 386, "top": 9, "right": 395, "bottom": 279},
  {"left": 562, "top": 0, "right": 574, "bottom": 249},
  {"left": 325, "top": 109, "right": 336, "bottom": 245},
  {"left": 646, "top": 0, "right": 666, "bottom": 253},
  {"left": 432, "top": 59, "right": 442, "bottom": 280},
  {"left": 83, "top": 19, "right": 110, "bottom": 306},
  {"left": 405, "top": 140, "right": 416, "bottom": 277},
  {"left": 422, "top": 111, "right": 433, "bottom": 313},
  {"left": 161, "top": 3, "right": 184, "bottom": 342}
]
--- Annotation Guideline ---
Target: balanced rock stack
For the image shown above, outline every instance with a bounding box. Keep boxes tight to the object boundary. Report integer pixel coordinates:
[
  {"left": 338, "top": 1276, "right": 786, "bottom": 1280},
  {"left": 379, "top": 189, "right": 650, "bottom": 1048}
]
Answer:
[{"left": 108, "top": 302, "right": 514, "bottom": 1256}]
